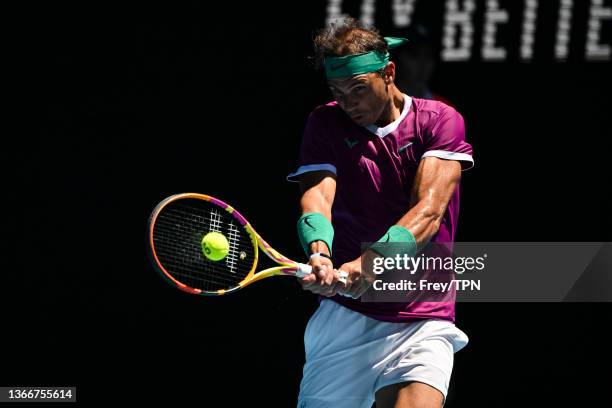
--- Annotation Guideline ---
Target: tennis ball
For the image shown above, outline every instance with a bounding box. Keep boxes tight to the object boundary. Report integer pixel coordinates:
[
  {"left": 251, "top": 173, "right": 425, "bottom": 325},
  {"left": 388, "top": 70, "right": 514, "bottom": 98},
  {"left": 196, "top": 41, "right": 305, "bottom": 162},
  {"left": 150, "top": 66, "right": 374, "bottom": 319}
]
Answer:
[{"left": 201, "top": 231, "right": 230, "bottom": 261}]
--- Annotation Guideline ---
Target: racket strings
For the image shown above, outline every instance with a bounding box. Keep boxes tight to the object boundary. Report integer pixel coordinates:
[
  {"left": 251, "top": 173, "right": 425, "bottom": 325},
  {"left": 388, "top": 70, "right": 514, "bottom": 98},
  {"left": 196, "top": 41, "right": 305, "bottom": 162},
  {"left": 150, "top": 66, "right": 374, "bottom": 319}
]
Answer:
[
  {"left": 152, "top": 200, "right": 257, "bottom": 292},
  {"left": 154, "top": 213, "right": 252, "bottom": 289},
  {"left": 225, "top": 222, "right": 241, "bottom": 274}
]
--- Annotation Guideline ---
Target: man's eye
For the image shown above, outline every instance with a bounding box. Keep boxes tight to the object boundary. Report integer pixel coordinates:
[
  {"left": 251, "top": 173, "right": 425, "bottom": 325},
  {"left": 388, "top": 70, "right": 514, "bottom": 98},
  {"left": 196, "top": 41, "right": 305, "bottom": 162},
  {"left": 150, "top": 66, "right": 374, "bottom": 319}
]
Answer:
[{"left": 354, "top": 86, "right": 365, "bottom": 93}]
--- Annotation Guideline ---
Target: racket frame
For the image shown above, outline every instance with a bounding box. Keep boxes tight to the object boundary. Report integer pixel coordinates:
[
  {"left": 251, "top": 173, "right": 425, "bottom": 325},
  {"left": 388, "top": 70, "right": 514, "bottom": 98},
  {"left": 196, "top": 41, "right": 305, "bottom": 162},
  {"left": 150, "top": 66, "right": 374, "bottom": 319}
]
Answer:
[{"left": 148, "top": 193, "right": 314, "bottom": 296}]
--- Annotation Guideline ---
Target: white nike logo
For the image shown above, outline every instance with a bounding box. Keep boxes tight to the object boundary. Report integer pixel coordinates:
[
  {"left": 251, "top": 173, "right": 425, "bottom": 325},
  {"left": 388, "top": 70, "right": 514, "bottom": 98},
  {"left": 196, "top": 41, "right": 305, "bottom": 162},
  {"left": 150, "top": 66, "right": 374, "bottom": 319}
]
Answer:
[{"left": 398, "top": 142, "right": 413, "bottom": 152}]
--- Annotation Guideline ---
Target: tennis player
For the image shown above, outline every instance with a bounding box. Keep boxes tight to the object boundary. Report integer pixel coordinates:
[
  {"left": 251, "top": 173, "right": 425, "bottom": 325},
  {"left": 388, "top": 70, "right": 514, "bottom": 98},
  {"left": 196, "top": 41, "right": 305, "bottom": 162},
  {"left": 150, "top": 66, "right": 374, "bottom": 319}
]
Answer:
[{"left": 288, "top": 18, "right": 473, "bottom": 408}]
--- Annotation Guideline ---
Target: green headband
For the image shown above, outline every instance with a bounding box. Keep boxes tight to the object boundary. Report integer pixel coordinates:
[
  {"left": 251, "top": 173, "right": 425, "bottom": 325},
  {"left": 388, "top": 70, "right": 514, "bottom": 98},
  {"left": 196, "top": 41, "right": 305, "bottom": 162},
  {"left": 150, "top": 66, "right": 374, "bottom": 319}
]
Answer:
[{"left": 324, "top": 37, "right": 409, "bottom": 79}]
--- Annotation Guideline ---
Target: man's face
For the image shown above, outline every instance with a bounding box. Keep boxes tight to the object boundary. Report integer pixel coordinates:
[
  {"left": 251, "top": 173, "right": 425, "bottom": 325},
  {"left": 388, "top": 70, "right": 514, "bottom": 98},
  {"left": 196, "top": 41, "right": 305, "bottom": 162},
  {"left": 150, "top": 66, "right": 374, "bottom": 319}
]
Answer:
[{"left": 327, "top": 69, "right": 391, "bottom": 127}]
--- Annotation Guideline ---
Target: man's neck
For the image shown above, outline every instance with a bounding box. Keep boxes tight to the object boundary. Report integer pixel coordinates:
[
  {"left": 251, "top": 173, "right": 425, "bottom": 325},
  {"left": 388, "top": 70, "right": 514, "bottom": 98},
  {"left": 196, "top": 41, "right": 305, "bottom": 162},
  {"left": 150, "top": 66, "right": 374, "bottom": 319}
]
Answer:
[{"left": 374, "top": 87, "right": 405, "bottom": 127}]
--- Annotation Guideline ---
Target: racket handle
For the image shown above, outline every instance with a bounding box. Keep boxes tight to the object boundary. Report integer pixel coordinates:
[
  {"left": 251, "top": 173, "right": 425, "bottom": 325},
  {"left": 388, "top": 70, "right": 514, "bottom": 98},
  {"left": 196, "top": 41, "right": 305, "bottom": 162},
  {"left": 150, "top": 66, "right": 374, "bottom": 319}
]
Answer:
[
  {"left": 295, "top": 263, "right": 312, "bottom": 278},
  {"left": 296, "top": 263, "right": 348, "bottom": 285},
  {"left": 336, "top": 270, "right": 355, "bottom": 298}
]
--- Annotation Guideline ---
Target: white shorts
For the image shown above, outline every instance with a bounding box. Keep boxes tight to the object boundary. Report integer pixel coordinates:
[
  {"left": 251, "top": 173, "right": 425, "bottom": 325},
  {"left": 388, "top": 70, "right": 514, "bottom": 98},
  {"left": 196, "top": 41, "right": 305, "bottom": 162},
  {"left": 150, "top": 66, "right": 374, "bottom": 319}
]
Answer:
[{"left": 297, "top": 299, "right": 469, "bottom": 408}]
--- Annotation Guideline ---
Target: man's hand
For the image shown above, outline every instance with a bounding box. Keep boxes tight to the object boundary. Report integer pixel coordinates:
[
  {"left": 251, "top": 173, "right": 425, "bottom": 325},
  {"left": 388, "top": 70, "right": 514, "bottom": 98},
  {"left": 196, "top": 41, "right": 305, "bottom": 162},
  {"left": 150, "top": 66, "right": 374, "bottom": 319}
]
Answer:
[
  {"left": 337, "top": 250, "right": 379, "bottom": 299},
  {"left": 299, "top": 255, "right": 345, "bottom": 297}
]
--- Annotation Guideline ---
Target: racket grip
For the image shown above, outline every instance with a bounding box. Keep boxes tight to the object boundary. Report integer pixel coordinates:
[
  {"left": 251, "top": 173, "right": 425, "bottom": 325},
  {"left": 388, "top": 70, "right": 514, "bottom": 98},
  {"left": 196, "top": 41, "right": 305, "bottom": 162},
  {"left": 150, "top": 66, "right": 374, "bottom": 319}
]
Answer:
[
  {"left": 295, "top": 263, "right": 312, "bottom": 278},
  {"left": 336, "top": 270, "right": 355, "bottom": 298},
  {"left": 337, "top": 269, "right": 349, "bottom": 284},
  {"left": 296, "top": 263, "right": 348, "bottom": 285}
]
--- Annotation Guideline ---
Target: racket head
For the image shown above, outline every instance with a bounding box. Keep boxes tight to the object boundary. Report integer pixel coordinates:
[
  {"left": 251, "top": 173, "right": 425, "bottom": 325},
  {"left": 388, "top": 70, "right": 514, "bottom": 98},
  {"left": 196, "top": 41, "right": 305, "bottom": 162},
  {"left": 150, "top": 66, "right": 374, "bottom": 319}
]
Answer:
[
  {"left": 148, "top": 193, "right": 301, "bottom": 296},
  {"left": 148, "top": 193, "right": 258, "bottom": 295}
]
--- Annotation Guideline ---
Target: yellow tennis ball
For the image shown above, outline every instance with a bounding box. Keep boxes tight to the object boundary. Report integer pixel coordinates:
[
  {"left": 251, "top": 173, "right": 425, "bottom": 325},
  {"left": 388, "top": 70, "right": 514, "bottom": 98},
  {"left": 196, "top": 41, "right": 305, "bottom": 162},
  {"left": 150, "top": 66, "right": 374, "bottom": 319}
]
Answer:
[{"left": 201, "top": 232, "right": 230, "bottom": 261}]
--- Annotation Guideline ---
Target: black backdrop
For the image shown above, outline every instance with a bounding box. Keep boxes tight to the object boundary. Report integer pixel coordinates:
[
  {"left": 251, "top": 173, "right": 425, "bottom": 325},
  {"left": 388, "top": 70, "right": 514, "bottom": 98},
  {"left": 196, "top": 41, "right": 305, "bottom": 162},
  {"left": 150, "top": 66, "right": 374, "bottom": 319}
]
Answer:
[{"left": 8, "top": 0, "right": 612, "bottom": 406}]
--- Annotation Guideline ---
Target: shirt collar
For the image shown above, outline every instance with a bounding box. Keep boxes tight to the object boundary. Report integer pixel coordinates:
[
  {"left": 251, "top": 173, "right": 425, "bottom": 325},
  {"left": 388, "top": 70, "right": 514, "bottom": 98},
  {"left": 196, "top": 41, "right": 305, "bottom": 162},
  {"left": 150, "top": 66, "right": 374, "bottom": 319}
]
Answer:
[{"left": 365, "top": 94, "right": 412, "bottom": 138}]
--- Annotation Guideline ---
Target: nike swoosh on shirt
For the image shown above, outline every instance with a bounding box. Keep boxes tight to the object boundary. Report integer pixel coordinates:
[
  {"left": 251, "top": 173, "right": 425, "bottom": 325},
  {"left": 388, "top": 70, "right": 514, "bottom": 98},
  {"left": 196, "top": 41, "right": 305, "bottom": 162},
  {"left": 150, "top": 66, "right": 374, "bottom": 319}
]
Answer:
[
  {"left": 345, "top": 137, "right": 359, "bottom": 149},
  {"left": 398, "top": 142, "right": 413, "bottom": 152}
]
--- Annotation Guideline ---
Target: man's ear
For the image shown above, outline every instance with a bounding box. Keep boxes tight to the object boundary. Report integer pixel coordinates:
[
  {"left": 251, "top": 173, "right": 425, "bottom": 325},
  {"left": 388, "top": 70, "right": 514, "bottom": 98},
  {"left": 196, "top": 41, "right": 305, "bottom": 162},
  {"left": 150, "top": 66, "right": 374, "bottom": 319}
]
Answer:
[{"left": 384, "top": 62, "right": 396, "bottom": 84}]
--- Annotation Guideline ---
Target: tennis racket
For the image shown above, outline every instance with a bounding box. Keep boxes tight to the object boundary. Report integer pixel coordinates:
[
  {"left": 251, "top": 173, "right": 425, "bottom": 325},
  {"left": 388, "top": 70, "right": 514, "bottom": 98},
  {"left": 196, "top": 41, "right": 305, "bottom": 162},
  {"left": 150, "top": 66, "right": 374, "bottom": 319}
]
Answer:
[{"left": 148, "top": 193, "right": 348, "bottom": 296}]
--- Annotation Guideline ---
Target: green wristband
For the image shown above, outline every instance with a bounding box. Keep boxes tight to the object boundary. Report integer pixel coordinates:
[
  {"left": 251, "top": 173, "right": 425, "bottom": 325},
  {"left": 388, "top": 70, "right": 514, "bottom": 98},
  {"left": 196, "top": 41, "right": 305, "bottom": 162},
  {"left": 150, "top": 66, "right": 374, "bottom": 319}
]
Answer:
[
  {"left": 370, "top": 225, "right": 417, "bottom": 259},
  {"left": 297, "top": 213, "right": 334, "bottom": 256}
]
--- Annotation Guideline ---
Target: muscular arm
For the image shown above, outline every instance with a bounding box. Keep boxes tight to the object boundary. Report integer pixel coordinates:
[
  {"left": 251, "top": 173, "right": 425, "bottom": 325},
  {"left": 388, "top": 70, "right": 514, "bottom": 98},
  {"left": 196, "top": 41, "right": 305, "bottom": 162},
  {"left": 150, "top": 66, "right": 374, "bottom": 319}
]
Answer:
[
  {"left": 398, "top": 156, "right": 462, "bottom": 247},
  {"left": 299, "top": 171, "right": 336, "bottom": 255},
  {"left": 338, "top": 157, "right": 462, "bottom": 298},
  {"left": 298, "top": 171, "right": 342, "bottom": 296}
]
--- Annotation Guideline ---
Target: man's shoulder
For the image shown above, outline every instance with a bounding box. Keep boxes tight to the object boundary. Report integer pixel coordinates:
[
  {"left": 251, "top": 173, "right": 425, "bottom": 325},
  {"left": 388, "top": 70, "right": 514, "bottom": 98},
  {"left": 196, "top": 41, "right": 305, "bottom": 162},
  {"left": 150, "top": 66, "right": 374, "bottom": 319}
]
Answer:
[
  {"left": 411, "top": 97, "right": 462, "bottom": 129},
  {"left": 302, "top": 101, "right": 352, "bottom": 145},
  {"left": 308, "top": 101, "right": 345, "bottom": 123},
  {"left": 412, "top": 97, "right": 458, "bottom": 116}
]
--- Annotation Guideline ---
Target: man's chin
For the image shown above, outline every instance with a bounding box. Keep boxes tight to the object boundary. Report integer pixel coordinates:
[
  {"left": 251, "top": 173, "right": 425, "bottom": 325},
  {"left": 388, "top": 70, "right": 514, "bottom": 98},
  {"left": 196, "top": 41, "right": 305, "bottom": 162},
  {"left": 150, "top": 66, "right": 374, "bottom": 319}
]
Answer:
[{"left": 351, "top": 116, "right": 370, "bottom": 127}]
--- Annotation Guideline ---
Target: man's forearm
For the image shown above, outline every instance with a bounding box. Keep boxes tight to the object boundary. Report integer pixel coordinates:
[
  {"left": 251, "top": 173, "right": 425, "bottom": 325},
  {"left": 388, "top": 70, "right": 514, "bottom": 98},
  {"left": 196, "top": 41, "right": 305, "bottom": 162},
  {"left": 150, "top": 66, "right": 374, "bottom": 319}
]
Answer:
[
  {"left": 394, "top": 157, "right": 461, "bottom": 248},
  {"left": 300, "top": 193, "right": 332, "bottom": 220},
  {"left": 298, "top": 175, "right": 337, "bottom": 256},
  {"left": 299, "top": 174, "right": 336, "bottom": 219},
  {"left": 395, "top": 198, "right": 445, "bottom": 248}
]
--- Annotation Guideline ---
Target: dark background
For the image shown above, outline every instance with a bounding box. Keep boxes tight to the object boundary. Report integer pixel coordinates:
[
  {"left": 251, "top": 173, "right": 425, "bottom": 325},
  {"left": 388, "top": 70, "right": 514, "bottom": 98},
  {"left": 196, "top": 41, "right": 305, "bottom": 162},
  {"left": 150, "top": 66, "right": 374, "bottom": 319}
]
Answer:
[{"left": 7, "top": 0, "right": 611, "bottom": 406}]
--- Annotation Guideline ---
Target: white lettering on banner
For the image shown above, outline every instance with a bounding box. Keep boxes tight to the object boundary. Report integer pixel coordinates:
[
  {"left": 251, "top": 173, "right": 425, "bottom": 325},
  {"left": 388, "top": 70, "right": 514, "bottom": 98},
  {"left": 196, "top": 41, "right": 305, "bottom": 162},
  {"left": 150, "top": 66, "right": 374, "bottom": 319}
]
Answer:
[
  {"left": 555, "top": 0, "right": 574, "bottom": 60},
  {"left": 482, "top": 0, "right": 509, "bottom": 61},
  {"left": 326, "top": 0, "right": 346, "bottom": 25},
  {"left": 586, "top": 0, "right": 612, "bottom": 60},
  {"left": 521, "top": 0, "right": 538, "bottom": 60},
  {"left": 324, "top": 0, "right": 611, "bottom": 61},
  {"left": 361, "top": 0, "right": 376, "bottom": 25},
  {"left": 442, "top": 0, "right": 476, "bottom": 61},
  {"left": 393, "top": 0, "right": 418, "bottom": 28}
]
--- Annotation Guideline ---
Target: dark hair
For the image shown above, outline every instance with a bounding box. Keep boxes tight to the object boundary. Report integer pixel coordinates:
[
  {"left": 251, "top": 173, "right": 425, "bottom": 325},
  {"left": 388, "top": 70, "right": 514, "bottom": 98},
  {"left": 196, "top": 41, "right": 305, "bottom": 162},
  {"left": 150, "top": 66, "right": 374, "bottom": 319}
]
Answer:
[{"left": 312, "top": 17, "right": 387, "bottom": 70}]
